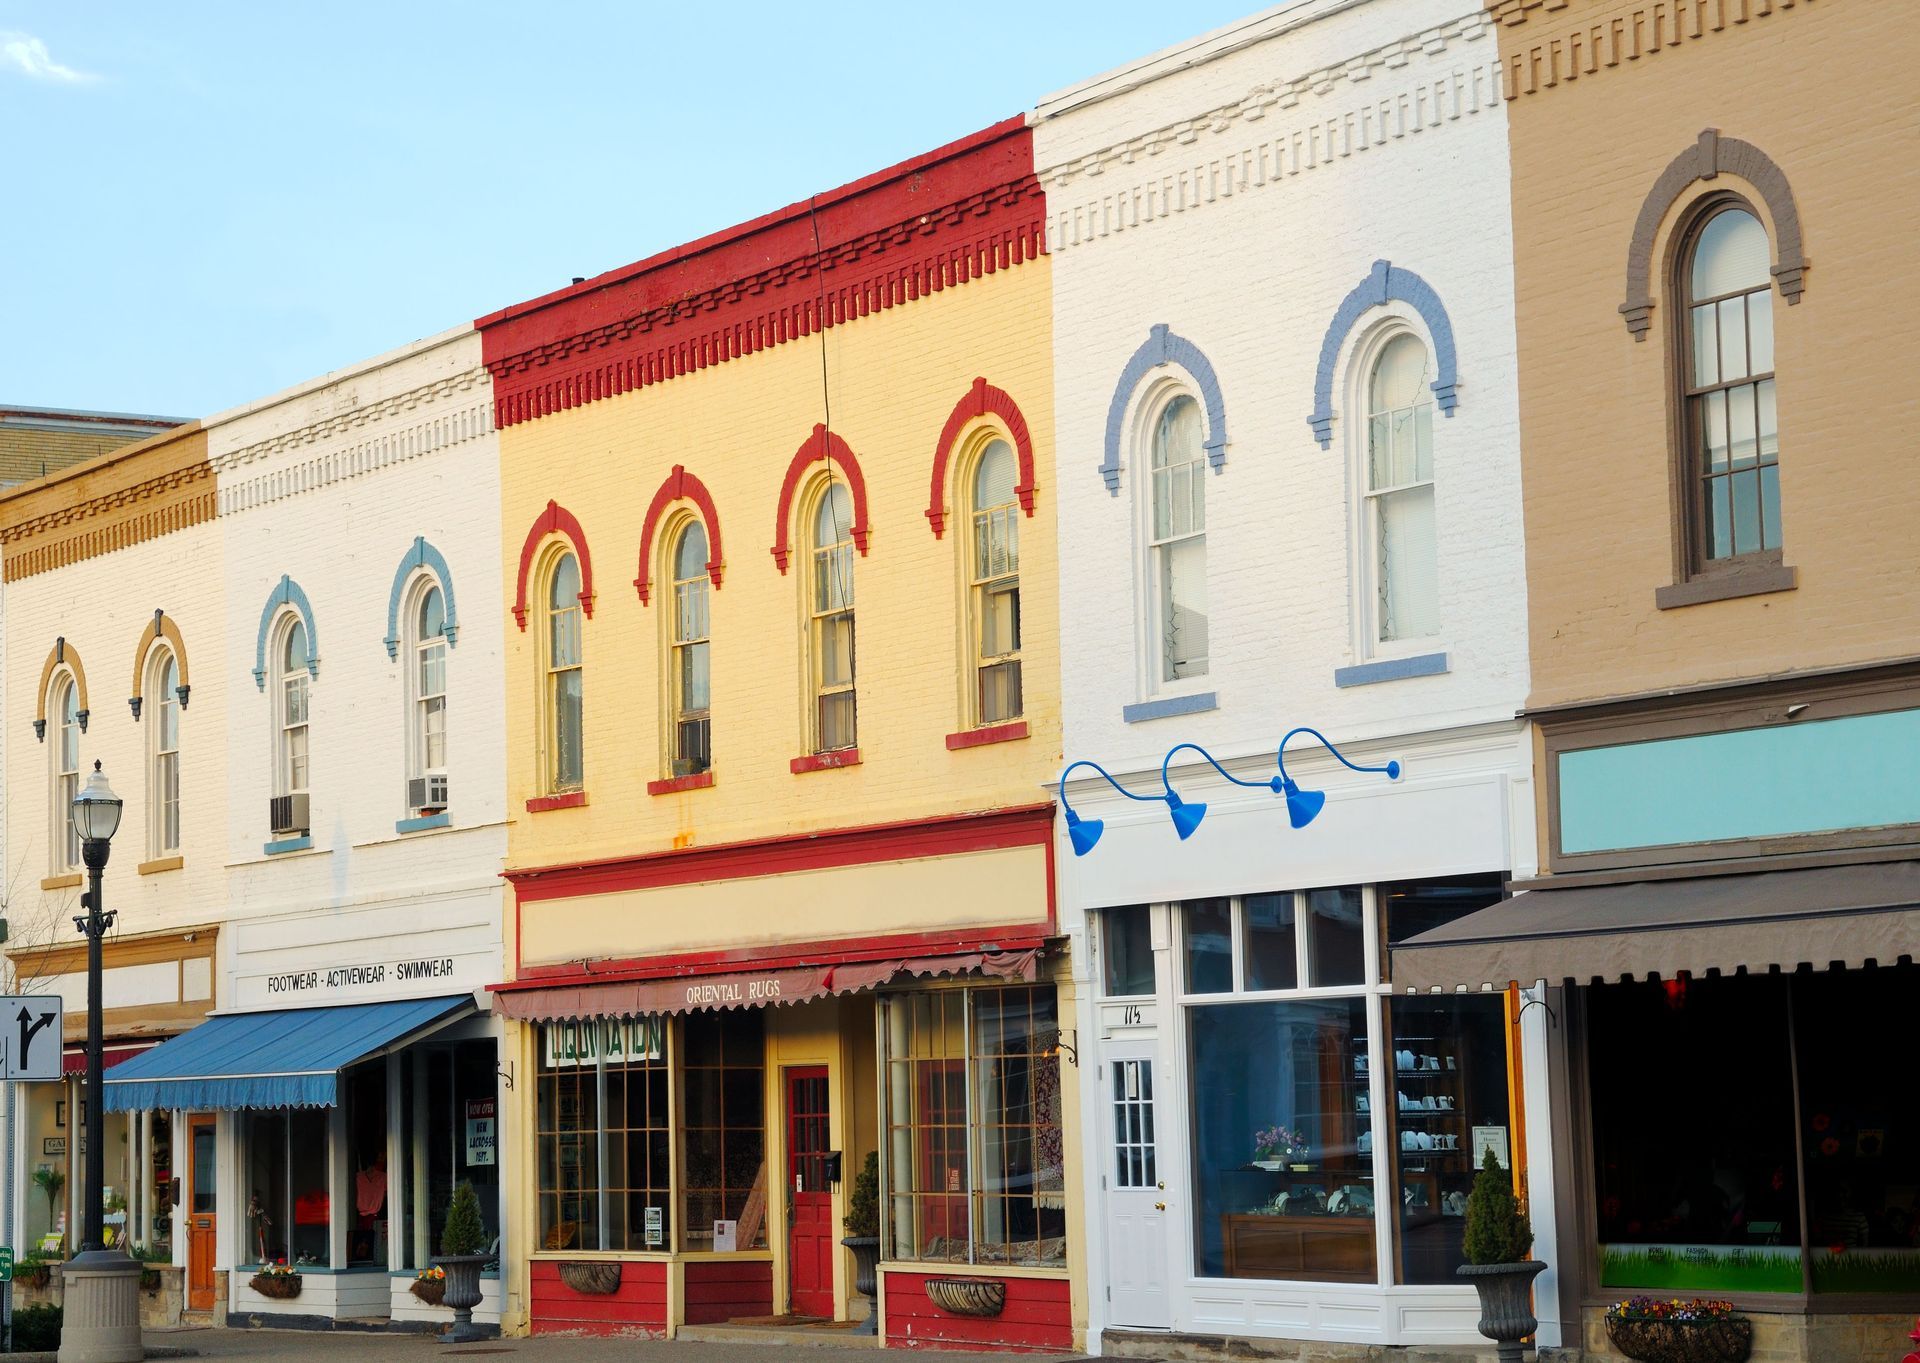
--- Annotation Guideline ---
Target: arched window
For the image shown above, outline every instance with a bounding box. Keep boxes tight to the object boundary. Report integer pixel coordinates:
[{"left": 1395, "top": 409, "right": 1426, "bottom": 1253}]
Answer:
[
  {"left": 809, "top": 482, "right": 856, "bottom": 753},
  {"left": 544, "top": 552, "right": 584, "bottom": 794},
  {"left": 969, "top": 440, "right": 1022, "bottom": 725},
  {"left": 408, "top": 582, "right": 449, "bottom": 813},
  {"left": 669, "top": 523, "right": 712, "bottom": 776},
  {"left": 1148, "top": 395, "right": 1209, "bottom": 682},
  {"left": 1680, "top": 204, "right": 1779, "bottom": 565},
  {"left": 275, "top": 617, "right": 311, "bottom": 821},
  {"left": 1364, "top": 332, "right": 1440, "bottom": 643},
  {"left": 147, "top": 647, "right": 181, "bottom": 857},
  {"left": 51, "top": 674, "right": 80, "bottom": 873}
]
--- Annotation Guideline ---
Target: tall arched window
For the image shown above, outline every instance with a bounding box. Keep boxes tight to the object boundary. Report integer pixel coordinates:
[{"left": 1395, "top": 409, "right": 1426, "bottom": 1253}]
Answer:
[
  {"left": 272, "top": 617, "right": 311, "bottom": 834},
  {"left": 808, "top": 482, "right": 856, "bottom": 753},
  {"left": 1680, "top": 204, "right": 1779, "bottom": 565},
  {"left": 51, "top": 674, "right": 81, "bottom": 872},
  {"left": 409, "top": 582, "right": 449, "bottom": 813},
  {"left": 1364, "top": 332, "right": 1439, "bottom": 643},
  {"left": 969, "top": 440, "right": 1022, "bottom": 725},
  {"left": 545, "top": 553, "right": 583, "bottom": 794},
  {"left": 147, "top": 648, "right": 181, "bottom": 857},
  {"left": 1149, "top": 395, "right": 1209, "bottom": 682},
  {"left": 669, "top": 522, "right": 712, "bottom": 776}
]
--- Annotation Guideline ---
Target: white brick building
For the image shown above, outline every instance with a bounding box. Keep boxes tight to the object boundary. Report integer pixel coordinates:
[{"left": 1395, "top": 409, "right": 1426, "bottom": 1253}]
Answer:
[{"left": 1034, "top": 1, "right": 1554, "bottom": 1351}]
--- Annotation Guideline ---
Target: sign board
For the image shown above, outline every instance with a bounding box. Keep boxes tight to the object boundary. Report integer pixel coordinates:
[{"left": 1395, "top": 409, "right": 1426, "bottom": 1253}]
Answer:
[
  {"left": 41, "top": 1138, "right": 64, "bottom": 1158},
  {"left": 0, "top": 1247, "right": 11, "bottom": 1283},
  {"left": 1099, "top": 1000, "right": 1157, "bottom": 1037},
  {"left": 1472, "top": 1125, "right": 1510, "bottom": 1171},
  {"left": 0, "top": 998, "right": 61, "bottom": 1081},
  {"left": 712, "top": 1220, "right": 737, "bottom": 1254},
  {"left": 464, "top": 1099, "right": 497, "bottom": 1166},
  {"left": 644, "top": 1206, "right": 664, "bottom": 1248}
]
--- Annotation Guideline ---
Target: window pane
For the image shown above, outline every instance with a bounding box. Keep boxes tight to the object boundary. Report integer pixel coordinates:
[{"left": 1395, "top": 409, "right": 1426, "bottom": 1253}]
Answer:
[
  {"left": 1369, "top": 334, "right": 1428, "bottom": 413},
  {"left": 1152, "top": 396, "right": 1202, "bottom": 472},
  {"left": 1183, "top": 898, "right": 1233, "bottom": 994},
  {"left": 818, "top": 614, "right": 854, "bottom": 689},
  {"left": 1732, "top": 468, "right": 1761, "bottom": 557},
  {"left": 1377, "top": 484, "right": 1439, "bottom": 642},
  {"left": 813, "top": 483, "right": 852, "bottom": 551},
  {"left": 1690, "top": 209, "right": 1769, "bottom": 300},
  {"left": 680, "top": 1011, "right": 766, "bottom": 1251},
  {"left": 1707, "top": 474, "right": 1733, "bottom": 560},
  {"left": 816, "top": 691, "right": 856, "bottom": 752},
  {"left": 1102, "top": 906, "right": 1154, "bottom": 998},
  {"left": 419, "top": 586, "right": 444, "bottom": 640},
  {"left": 1306, "top": 887, "right": 1365, "bottom": 986},
  {"left": 552, "top": 670, "right": 582, "bottom": 790},
  {"left": 549, "top": 605, "right": 580, "bottom": 669},
  {"left": 1756, "top": 379, "right": 1779, "bottom": 462},
  {"left": 1760, "top": 464, "right": 1782, "bottom": 550},
  {"left": 674, "top": 524, "right": 709, "bottom": 582},
  {"left": 973, "top": 440, "right": 1016, "bottom": 510},
  {"left": 1701, "top": 389, "right": 1729, "bottom": 470},
  {"left": 1158, "top": 535, "right": 1209, "bottom": 682},
  {"left": 814, "top": 544, "right": 853, "bottom": 614},
  {"left": 548, "top": 554, "right": 579, "bottom": 611},
  {"left": 1382, "top": 875, "right": 1507, "bottom": 951},
  {"left": 978, "top": 659, "right": 1022, "bottom": 726},
  {"left": 980, "top": 582, "right": 1020, "bottom": 659},
  {"left": 1717, "top": 296, "right": 1748, "bottom": 383},
  {"left": 1690, "top": 303, "right": 1719, "bottom": 387},
  {"left": 1728, "top": 383, "right": 1758, "bottom": 469},
  {"left": 1243, "top": 893, "right": 1298, "bottom": 992},
  {"left": 971, "top": 987, "right": 1066, "bottom": 1265},
  {"left": 1748, "top": 291, "right": 1775, "bottom": 375},
  {"left": 1189, "top": 998, "right": 1375, "bottom": 1282}
]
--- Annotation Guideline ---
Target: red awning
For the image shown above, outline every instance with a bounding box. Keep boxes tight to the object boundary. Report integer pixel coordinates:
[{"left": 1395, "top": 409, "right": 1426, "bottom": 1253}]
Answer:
[
  {"left": 62, "top": 1045, "right": 154, "bottom": 1076},
  {"left": 489, "top": 949, "right": 1039, "bottom": 1024}
]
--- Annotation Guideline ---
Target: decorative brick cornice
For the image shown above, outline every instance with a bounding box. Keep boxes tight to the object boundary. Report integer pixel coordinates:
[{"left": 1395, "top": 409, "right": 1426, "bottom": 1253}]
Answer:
[
  {"left": 2, "top": 462, "right": 215, "bottom": 582},
  {"left": 1495, "top": 0, "right": 1812, "bottom": 99},
  {"left": 1041, "top": 10, "right": 1500, "bottom": 254},
  {"left": 477, "top": 119, "right": 1044, "bottom": 430},
  {"left": 214, "top": 369, "right": 491, "bottom": 516}
]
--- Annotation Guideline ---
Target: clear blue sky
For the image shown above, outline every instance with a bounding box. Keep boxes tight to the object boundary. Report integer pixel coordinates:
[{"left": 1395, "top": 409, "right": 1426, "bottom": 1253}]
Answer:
[{"left": 1, "top": 3, "right": 1256, "bottom": 418}]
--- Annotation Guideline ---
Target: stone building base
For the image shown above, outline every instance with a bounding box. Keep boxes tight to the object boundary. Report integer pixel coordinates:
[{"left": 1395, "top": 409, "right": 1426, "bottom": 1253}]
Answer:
[{"left": 1103, "top": 1331, "right": 1586, "bottom": 1362}]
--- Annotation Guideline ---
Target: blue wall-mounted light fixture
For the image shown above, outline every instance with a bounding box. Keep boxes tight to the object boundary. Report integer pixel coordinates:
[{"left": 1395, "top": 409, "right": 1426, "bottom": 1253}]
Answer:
[{"left": 1057, "top": 730, "right": 1401, "bottom": 856}]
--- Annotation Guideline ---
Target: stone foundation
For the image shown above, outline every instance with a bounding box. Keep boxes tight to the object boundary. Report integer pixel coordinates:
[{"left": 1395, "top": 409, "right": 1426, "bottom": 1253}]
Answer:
[
  {"left": 1102, "top": 1331, "right": 1586, "bottom": 1362},
  {"left": 1581, "top": 1305, "right": 1920, "bottom": 1363}
]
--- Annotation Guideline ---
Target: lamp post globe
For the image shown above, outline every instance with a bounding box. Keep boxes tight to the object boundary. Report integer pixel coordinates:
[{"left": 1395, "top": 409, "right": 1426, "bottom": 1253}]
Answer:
[{"left": 61, "top": 760, "right": 141, "bottom": 1363}]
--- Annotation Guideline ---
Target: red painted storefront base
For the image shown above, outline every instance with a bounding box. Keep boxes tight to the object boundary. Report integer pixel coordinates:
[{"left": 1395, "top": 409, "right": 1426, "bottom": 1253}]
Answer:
[
  {"left": 683, "top": 1258, "right": 774, "bottom": 1326},
  {"left": 882, "top": 1270, "right": 1073, "bottom": 1353},
  {"left": 529, "top": 1259, "right": 668, "bottom": 1336}
]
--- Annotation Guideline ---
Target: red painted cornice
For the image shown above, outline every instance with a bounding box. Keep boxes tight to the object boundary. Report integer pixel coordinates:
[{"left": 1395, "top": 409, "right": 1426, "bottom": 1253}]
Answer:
[{"left": 475, "top": 118, "right": 1044, "bottom": 429}]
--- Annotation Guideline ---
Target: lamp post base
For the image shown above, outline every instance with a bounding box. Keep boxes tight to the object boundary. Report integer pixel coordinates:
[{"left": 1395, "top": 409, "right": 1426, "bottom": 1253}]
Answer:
[{"left": 58, "top": 1251, "right": 143, "bottom": 1363}]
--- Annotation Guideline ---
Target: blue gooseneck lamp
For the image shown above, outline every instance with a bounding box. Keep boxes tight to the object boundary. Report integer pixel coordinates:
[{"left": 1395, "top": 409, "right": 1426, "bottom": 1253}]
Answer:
[{"left": 1058, "top": 729, "right": 1401, "bottom": 856}]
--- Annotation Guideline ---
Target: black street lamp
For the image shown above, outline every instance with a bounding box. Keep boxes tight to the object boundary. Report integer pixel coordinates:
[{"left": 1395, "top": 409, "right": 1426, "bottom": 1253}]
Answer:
[{"left": 62, "top": 760, "right": 140, "bottom": 1363}]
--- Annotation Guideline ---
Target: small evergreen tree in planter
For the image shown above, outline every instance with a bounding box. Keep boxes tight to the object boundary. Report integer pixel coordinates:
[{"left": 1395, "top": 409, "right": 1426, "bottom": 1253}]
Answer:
[
  {"left": 433, "top": 1181, "right": 492, "bottom": 1342},
  {"left": 1455, "top": 1147, "right": 1545, "bottom": 1363},
  {"left": 841, "top": 1152, "right": 881, "bottom": 1336}
]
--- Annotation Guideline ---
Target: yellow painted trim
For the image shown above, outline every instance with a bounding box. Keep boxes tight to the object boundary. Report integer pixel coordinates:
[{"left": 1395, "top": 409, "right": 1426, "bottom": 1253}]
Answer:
[
  {"left": 674, "top": 1250, "right": 775, "bottom": 1262},
  {"left": 527, "top": 1250, "right": 675, "bottom": 1262},
  {"left": 881, "top": 1260, "right": 1069, "bottom": 1280},
  {"left": 36, "top": 643, "right": 88, "bottom": 726},
  {"left": 130, "top": 612, "right": 191, "bottom": 702},
  {"left": 137, "top": 856, "right": 183, "bottom": 876},
  {"left": 39, "top": 873, "right": 81, "bottom": 891}
]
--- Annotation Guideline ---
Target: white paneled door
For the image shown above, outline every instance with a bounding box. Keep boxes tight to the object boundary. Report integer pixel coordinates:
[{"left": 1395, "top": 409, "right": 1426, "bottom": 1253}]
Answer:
[{"left": 1106, "top": 1044, "right": 1173, "bottom": 1330}]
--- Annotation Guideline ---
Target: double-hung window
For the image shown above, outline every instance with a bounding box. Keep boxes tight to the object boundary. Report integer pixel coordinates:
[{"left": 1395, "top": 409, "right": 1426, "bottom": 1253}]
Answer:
[
  {"left": 410, "top": 584, "right": 448, "bottom": 812},
  {"left": 809, "top": 483, "right": 856, "bottom": 753},
  {"left": 149, "top": 649, "right": 181, "bottom": 856},
  {"left": 669, "top": 523, "right": 712, "bottom": 776},
  {"left": 1364, "top": 333, "right": 1439, "bottom": 643},
  {"left": 545, "top": 553, "right": 583, "bottom": 793},
  {"left": 1149, "top": 396, "right": 1209, "bottom": 681},
  {"left": 969, "top": 442, "right": 1022, "bottom": 725},
  {"left": 277, "top": 620, "right": 311, "bottom": 809},
  {"left": 51, "top": 676, "right": 81, "bottom": 872}
]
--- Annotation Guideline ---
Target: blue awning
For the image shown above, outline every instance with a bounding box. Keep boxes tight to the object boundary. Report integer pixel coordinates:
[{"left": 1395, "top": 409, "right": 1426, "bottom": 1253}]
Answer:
[{"left": 102, "top": 995, "right": 471, "bottom": 1112}]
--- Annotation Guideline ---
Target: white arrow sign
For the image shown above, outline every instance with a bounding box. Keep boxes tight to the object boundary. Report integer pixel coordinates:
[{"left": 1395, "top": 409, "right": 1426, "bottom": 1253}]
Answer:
[{"left": 0, "top": 997, "right": 63, "bottom": 1081}]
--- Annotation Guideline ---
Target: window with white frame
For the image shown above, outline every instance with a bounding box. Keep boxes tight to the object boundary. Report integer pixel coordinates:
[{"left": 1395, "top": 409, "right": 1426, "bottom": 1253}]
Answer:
[
  {"left": 808, "top": 481, "right": 856, "bottom": 753},
  {"left": 50, "top": 674, "right": 81, "bottom": 873},
  {"left": 275, "top": 618, "right": 311, "bottom": 801},
  {"left": 968, "top": 440, "right": 1022, "bottom": 726},
  {"left": 1148, "top": 395, "right": 1208, "bottom": 682},
  {"left": 669, "top": 521, "right": 712, "bottom": 776},
  {"left": 148, "top": 647, "right": 181, "bottom": 857},
  {"left": 544, "top": 552, "right": 583, "bottom": 793},
  {"left": 408, "top": 581, "right": 448, "bottom": 813},
  {"left": 1363, "top": 333, "right": 1440, "bottom": 644}
]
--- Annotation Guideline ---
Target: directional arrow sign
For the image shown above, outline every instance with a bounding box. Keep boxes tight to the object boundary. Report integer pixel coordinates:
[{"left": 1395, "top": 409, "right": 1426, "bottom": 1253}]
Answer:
[{"left": 1, "top": 998, "right": 63, "bottom": 1081}]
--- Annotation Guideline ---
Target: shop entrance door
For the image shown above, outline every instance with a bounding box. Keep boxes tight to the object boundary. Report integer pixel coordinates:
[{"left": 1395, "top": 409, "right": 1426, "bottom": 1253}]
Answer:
[
  {"left": 1106, "top": 1045, "right": 1172, "bottom": 1330},
  {"left": 785, "top": 1066, "right": 834, "bottom": 1318},
  {"left": 186, "top": 1114, "right": 217, "bottom": 1311}
]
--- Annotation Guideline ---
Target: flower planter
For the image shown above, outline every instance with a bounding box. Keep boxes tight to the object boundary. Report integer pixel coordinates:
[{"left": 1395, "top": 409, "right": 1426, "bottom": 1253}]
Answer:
[
  {"left": 556, "top": 1261, "right": 621, "bottom": 1295},
  {"left": 249, "top": 1271, "right": 303, "bottom": 1300},
  {"left": 433, "top": 1254, "right": 489, "bottom": 1343},
  {"left": 1605, "top": 1315, "right": 1754, "bottom": 1363},
  {"left": 410, "top": 1275, "right": 447, "bottom": 1306},
  {"left": 925, "top": 1277, "right": 1006, "bottom": 1318},
  {"left": 1456, "top": 1260, "right": 1545, "bottom": 1363},
  {"left": 841, "top": 1237, "right": 879, "bottom": 1336}
]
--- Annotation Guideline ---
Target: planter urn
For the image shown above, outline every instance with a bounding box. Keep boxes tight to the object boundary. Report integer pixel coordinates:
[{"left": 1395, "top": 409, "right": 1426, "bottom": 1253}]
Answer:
[
  {"left": 1456, "top": 1259, "right": 1546, "bottom": 1363},
  {"left": 432, "top": 1254, "right": 489, "bottom": 1343},
  {"left": 841, "top": 1236, "right": 880, "bottom": 1335}
]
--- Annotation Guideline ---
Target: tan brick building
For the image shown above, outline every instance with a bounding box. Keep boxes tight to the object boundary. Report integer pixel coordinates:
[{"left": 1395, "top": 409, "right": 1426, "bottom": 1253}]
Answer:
[
  {"left": 1394, "top": 4, "right": 1920, "bottom": 1358},
  {"left": 0, "top": 407, "right": 185, "bottom": 488}
]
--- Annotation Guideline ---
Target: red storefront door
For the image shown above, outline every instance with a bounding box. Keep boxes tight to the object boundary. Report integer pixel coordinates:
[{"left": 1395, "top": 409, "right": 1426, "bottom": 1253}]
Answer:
[{"left": 786, "top": 1067, "right": 834, "bottom": 1318}]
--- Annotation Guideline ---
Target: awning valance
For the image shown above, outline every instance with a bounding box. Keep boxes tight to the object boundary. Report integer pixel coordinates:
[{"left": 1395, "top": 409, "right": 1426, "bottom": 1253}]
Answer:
[
  {"left": 63, "top": 1044, "right": 153, "bottom": 1076},
  {"left": 490, "top": 949, "right": 1039, "bottom": 1024},
  {"left": 1392, "top": 860, "right": 1920, "bottom": 992},
  {"left": 102, "top": 994, "right": 471, "bottom": 1112}
]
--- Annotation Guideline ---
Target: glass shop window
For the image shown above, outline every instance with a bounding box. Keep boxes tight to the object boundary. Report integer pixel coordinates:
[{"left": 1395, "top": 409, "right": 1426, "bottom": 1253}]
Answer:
[
  {"left": 243, "top": 1109, "right": 330, "bottom": 1268},
  {"left": 345, "top": 1060, "right": 389, "bottom": 1267},
  {"left": 680, "top": 1009, "right": 767, "bottom": 1251},
  {"left": 1101, "top": 906, "right": 1155, "bottom": 998},
  {"left": 1382, "top": 873, "right": 1507, "bottom": 983},
  {"left": 535, "top": 1017, "right": 670, "bottom": 1253}
]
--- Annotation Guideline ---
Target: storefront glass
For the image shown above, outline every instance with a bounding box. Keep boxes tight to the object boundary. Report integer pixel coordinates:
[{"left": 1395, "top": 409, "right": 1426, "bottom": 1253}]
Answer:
[
  {"left": 346, "top": 1061, "right": 389, "bottom": 1266},
  {"left": 680, "top": 1010, "right": 766, "bottom": 1251},
  {"left": 881, "top": 984, "right": 1067, "bottom": 1266},
  {"left": 536, "top": 1017, "right": 669, "bottom": 1252},
  {"left": 1102, "top": 905, "right": 1155, "bottom": 997},
  {"left": 243, "top": 1108, "right": 330, "bottom": 1266}
]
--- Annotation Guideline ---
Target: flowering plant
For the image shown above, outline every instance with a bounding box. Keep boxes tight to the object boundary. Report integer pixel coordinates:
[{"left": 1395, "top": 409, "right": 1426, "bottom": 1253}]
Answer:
[
  {"left": 1606, "top": 1297, "right": 1741, "bottom": 1322},
  {"left": 255, "top": 1261, "right": 299, "bottom": 1279},
  {"left": 415, "top": 1265, "right": 446, "bottom": 1283},
  {"left": 1253, "top": 1124, "right": 1309, "bottom": 1163}
]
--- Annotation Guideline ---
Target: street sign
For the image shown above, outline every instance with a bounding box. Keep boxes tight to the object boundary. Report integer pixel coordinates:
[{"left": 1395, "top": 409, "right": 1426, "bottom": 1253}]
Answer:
[
  {"left": 0, "top": 1246, "right": 13, "bottom": 1283},
  {"left": 0, "top": 998, "right": 62, "bottom": 1081}
]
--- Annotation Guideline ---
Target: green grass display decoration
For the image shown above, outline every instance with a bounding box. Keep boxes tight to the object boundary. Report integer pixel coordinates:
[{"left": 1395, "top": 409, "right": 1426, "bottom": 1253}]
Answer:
[
  {"left": 1600, "top": 1246, "right": 1802, "bottom": 1294},
  {"left": 441, "top": 1180, "right": 488, "bottom": 1257},
  {"left": 1810, "top": 1250, "right": 1920, "bottom": 1294},
  {"left": 1463, "top": 1146, "right": 1533, "bottom": 1264}
]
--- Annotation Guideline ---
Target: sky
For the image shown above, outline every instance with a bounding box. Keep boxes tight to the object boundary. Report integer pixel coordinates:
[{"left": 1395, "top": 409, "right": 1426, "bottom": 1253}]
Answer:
[{"left": 0, "top": 2, "right": 1259, "bottom": 418}]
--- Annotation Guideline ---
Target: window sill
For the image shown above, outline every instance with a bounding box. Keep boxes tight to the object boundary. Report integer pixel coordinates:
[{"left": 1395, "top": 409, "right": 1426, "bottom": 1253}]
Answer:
[
  {"left": 946, "top": 721, "right": 1029, "bottom": 751},
  {"left": 263, "top": 835, "right": 313, "bottom": 856},
  {"left": 1654, "top": 562, "right": 1798, "bottom": 610},
  {"left": 40, "top": 873, "right": 82, "bottom": 891},
  {"left": 525, "top": 792, "right": 586, "bottom": 813},
  {"left": 137, "top": 856, "right": 184, "bottom": 876},
  {"left": 879, "top": 1259, "right": 1070, "bottom": 1280},
  {"left": 395, "top": 812, "right": 450, "bottom": 834},
  {"left": 1123, "top": 691, "right": 1218, "bottom": 724},
  {"left": 1334, "top": 651, "right": 1450, "bottom": 688},
  {"left": 791, "top": 749, "right": 861, "bottom": 774},
  {"left": 647, "top": 772, "right": 714, "bottom": 796}
]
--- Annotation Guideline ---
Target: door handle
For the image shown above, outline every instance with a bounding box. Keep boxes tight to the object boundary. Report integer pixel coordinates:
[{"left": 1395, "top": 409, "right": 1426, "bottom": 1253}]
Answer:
[{"left": 1154, "top": 1201, "right": 1167, "bottom": 1211}]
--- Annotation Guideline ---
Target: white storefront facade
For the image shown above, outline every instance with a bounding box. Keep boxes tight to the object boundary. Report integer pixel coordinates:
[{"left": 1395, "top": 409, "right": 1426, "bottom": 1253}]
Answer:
[{"left": 1035, "top": 1, "right": 1556, "bottom": 1352}]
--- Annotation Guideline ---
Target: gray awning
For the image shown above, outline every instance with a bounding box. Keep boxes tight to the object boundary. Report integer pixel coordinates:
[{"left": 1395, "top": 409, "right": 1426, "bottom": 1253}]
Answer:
[{"left": 1392, "top": 859, "right": 1920, "bottom": 991}]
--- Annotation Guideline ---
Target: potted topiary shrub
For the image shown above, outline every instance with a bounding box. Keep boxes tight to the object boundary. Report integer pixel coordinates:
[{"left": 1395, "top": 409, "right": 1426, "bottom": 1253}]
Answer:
[
  {"left": 1455, "top": 1147, "right": 1545, "bottom": 1363},
  {"left": 434, "top": 1180, "right": 491, "bottom": 1342},
  {"left": 841, "top": 1152, "right": 881, "bottom": 1335}
]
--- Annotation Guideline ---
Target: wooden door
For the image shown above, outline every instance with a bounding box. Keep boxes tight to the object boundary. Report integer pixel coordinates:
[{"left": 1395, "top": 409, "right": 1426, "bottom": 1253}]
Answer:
[
  {"left": 785, "top": 1067, "right": 833, "bottom": 1318},
  {"left": 186, "top": 1115, "right": 217, "bottom": 1311}
]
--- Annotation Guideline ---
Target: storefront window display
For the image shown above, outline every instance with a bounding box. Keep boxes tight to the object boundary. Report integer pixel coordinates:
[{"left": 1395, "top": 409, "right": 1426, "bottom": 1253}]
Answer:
[
  {"left": 396, "top": 1037, "right": 502, "bottom": 1267},
  {"left": 346, "top": 1061, "right": 389, "bottom": 1266},
  {"left": 243, "top": 1108, "right": 331, "bottom": 1266},
  {"left": 536, "top": 1017, "right": 670, "bottom": 1252},
  {"left": 881, "top": 985, "right": 1066, "bottom": 1266},
  {"left": 680, "top": 1010, "right": 767, "bottom": 1251}
]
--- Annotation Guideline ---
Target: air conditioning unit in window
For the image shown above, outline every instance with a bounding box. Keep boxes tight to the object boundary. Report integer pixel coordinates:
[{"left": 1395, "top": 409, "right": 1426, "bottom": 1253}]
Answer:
[
  {"left": 269, "top": 793, "right": 309, "bottom": 836},
  {"left": 408, "top": 774, "right": 449, "bottom": 815}
]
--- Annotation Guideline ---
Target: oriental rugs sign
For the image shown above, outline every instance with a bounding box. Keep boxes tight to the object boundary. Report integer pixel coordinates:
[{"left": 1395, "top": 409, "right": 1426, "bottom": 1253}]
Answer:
[{"left": 266, "top": 956, "right": 459, "bottom": 996}]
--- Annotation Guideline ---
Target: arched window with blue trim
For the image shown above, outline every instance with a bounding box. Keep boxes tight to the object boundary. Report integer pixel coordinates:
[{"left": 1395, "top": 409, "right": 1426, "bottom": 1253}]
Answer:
[
  {"left": 1148, "top": 394, "right": 1209, "bottom": 681},
  {"left": 406, "top": 576, "right": 449, "bottom": 814},
  {"left": 1363, "top": 331, "right": 1439, "bottom": 643}
]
